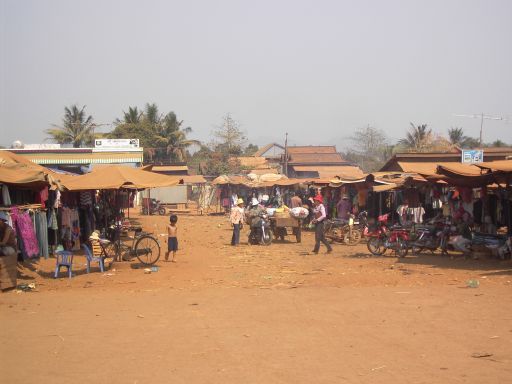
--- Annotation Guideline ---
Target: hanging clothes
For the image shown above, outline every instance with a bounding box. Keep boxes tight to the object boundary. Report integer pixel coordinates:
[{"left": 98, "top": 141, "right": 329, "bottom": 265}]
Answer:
[
  {"left": 35, "top": 211, "right": 49, "bottom": 259},
  {"left": 10, "top": 207, "right": 39, "bottom": 259},
  {"left": 2, "top": 185, "right": 12, "bottom": 205}
]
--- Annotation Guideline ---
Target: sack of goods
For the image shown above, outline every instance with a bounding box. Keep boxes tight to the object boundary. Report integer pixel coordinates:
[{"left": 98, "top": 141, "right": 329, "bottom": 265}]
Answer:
[
  {"left": 266, "top": 208, "right": 276, "bottom": 216},
  {"left": 290, "top": 207, "right": 309, "bottom": 219}
]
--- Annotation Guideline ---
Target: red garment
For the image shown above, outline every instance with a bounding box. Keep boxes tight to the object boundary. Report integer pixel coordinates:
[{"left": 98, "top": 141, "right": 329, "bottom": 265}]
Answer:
[{"left": 314, "top": 194, "right": 323, "bottom": 203}]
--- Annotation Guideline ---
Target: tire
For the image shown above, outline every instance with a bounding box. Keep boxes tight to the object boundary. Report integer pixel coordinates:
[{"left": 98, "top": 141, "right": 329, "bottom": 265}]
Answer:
[
  {"left": 158, "top": 207, "right": 166, "bottom": 216},
  {"left": 260, "top": 229, "right": 273, "bottom": 246},
  {"left": 396, "top": 238, "right": 409, "bottom": 258},
  {"left": 367, "top": 237, "right": 384, "bottom": 256},
  {"left": 134, "top": 235, "right": 161, "bottom": 265},
  {"left": 345, "top": 229, "right": 362, "bottom": 246}
]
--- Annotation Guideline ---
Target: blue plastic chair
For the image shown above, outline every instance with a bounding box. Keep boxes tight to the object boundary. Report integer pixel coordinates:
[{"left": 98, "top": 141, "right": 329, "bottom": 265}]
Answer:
[
  {"left": 54, "top": 251, "right": 74, "bottom": 278},
  {"left": 82, "top": 244, "right": 105, "bottom": 273}
]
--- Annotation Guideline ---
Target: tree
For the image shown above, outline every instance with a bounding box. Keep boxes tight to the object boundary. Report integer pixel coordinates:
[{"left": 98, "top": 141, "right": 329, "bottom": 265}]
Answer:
[
  {"left": 212, "top": 114, "right": 246, "bottom": 156},
  {"left": 109, "top": 103, "right": 198, "bottom": 163},
  {"left": 158, "top": 111, "right": 200, "bottom": 162},
  {"left": 46, "top": 104, "right": 95, "bottom": 147},
  {"left": 462, "top": 137, "right": 480, "bottom": 148},
  {"left": 448, "top": 127, "right": 466, "bottom": 146},
  {"left": 115, "top": 106, "right": 142, "bottom": 125},
  {"left": 398, "top": 123, "right": 433, "bottom": 151},
  {"left": 489, "top": 139, "right": 507, "bottom": 147},
  {"left": 244, "top": 143, "right": 259, "bottom": 156},
  {"left": 343, "top": 126, "right": 391, "bottom": 172}
]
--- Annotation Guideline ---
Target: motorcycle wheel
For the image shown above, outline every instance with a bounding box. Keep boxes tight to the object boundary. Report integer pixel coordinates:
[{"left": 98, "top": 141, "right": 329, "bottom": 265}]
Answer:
[
  {"left": 345, "top": 229, "right": 362, "bottom": 246},
  {"left": 260, "top": 230, "right": 273, "bottom": 246},
  {"left": 158, "top": 207, "right": 166, "bottom": 215},
  {"left": 367, "top": 237, "right": 384, "bottom": 256},
  {"left": 396, "top": 238, "right": 409, "bottom": 258}
]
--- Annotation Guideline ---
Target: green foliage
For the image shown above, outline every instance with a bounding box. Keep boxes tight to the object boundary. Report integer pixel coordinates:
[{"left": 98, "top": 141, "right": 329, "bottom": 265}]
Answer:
[
  {"left": 109, "top": 103, "right": 199, "bottom": 163},
  {"left": 398, "top": 123, "right": 433, "bottom": 151},
  {"left": 488, "top": 139, "right": 507, "bottom": 147},
  {"left": 47, "top": 104, "right": 95, "bottom": 147},
  {"left": 244, "top": 143, "right": 259, "bottom": 156},
  {"left": 448, "top": 127, "right": 466, "bottom": 146}
]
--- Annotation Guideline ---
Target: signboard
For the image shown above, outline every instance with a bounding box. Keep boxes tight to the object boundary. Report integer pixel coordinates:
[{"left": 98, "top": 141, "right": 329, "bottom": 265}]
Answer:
[
  {"left": 461, "top": 149, "right": 484, "bottom": 164},
  {"left": 94, "top": 139, "right": 139, "bottom": 148}
]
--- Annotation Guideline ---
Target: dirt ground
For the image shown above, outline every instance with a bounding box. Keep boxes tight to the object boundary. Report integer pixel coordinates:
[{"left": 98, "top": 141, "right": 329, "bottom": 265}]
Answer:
[{"left": 1, "top": 212, "right": 511, "bottom": 384}]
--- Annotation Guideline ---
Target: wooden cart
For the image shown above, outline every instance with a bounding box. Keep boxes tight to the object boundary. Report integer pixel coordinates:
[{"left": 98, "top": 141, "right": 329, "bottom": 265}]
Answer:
[{"left": 270, "top": 215, "right": 302, "bottom": 243}]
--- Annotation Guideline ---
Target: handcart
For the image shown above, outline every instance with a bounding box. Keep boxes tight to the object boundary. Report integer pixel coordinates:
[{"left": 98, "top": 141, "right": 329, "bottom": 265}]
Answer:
[{"left": 270, "top": 215, "right": 302, "bottom": 243}]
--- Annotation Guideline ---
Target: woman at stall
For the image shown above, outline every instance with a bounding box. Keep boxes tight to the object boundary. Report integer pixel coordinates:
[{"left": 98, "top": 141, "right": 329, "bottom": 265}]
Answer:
[{"left": 0, "top": 212, "right": 17, "bottom": 256}]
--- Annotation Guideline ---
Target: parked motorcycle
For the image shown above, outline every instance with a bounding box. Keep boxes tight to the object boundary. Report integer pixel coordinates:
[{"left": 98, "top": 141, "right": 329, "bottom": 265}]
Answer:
[
  {"left": 324, "top": 211, "right": 367, "bottom": 245},
  {"left": 410, "top": 219, "right": 453, "bottom": 255},
  {"left": 248, "top": 213, "right": 273, "bottom": 245},
  {"left": 141, "top": 198, "right": 166, "bottom": 216},
  {"left": 366, "top": 214, "right": 410, "bottom": 257}
]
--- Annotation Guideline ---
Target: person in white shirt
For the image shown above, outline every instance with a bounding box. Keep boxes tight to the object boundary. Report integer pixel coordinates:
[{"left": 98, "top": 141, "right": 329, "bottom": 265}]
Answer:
[
  {"left": 230, "top": 198, "right": 245, "bottom": 246},
  {"left": 311, "top": 195, "right": 333, "bottom": 254}
]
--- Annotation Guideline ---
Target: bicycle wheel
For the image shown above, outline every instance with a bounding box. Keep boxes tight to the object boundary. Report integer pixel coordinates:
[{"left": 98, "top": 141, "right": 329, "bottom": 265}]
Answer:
[{"left": 134, "top": 235, "right": 161, "bottom": 265}]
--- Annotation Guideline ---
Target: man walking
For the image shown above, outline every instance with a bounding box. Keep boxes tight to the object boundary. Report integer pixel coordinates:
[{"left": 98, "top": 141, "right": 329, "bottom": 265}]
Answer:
[
  {"left": 230, "top": 198, "right": 245, "bottom": 246},
  {"left": 311, "top": 194, "right": 333, "bottom": 254}
]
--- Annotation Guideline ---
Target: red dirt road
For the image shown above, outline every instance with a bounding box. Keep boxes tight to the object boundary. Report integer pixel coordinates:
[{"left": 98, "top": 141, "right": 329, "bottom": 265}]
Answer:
[{"left": 1, "top": 213, "right": 511, "bottom": 383}]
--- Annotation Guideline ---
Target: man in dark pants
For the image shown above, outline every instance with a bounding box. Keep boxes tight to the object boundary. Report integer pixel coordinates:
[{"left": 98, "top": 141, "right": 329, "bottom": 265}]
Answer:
[
  {"left": 230, "top": 198, "right": 245, "bottom": 246},
  {"left": 311, "top": 194, "right": 333, "bottom": 254}
]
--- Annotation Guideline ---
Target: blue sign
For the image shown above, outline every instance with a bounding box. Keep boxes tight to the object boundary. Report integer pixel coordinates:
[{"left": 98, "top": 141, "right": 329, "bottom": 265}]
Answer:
[{"left": 461, "top": 150, "right": 484, "bottom": 163}]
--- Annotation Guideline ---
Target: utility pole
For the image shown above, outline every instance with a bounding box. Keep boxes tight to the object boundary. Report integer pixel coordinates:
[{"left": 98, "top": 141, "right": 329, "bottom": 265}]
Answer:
[
  {"left": 284, "top": 132, "right": 288, "bottom": 176},
  {"left": 453, "top": 113, "right": 506, "bottom": 146}
]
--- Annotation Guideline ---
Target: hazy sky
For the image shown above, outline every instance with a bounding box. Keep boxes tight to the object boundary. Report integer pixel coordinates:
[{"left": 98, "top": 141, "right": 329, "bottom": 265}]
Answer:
[{"left": 1, "top": 0, "right": 511, "bottom": 150}]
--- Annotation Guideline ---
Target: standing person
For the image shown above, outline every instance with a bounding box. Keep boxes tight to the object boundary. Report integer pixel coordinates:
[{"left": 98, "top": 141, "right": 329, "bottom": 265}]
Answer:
[
  {"left": 0, "top": 212, "right": 16, "bottom": 256},
  {"left": 336, "top": 194, "right": 351, "bottom": 222},
  {"left": 290, "top": 191, "right": 303, "bottom": 209},
  {"left": 312, "top": 195, "right": 333, "bottom": 254},
  {"left": 165, "top": 215, "right": 178, "bottom": 262},
  {"left": 230, "top": 198, "right": 245, "bottom": 246}
]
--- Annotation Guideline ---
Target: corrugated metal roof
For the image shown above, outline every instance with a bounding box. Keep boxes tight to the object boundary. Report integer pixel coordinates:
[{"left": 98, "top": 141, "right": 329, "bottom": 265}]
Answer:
[
  {"left": 289, "top": 153, "right": 345, "bottom": 164},
  {"left": 253, "top": 143, "right": 285, "bottom": 157},
  {"left": 151, "top": 165, "right": 189, "bottom": 172},
  {"left": 397, "top": 162, "right": 481, "bottom": 176},
  {"left": 235, "top": 157, "right": 269, "bottom": 168},
  {"left": 293, "top": 165, "right": 364, "bottom": 179},
  {"left": 287, "top": 146, "right": 337, "bottom": 154}
]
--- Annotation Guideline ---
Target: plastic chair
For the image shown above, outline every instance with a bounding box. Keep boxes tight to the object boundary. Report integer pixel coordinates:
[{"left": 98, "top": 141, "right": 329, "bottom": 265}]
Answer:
[
  {"left": 82, "top": 244, "right": 105, "bottom": 273},
  {"left": 54, "top": 251, "right": 74, "bottom": 278}
]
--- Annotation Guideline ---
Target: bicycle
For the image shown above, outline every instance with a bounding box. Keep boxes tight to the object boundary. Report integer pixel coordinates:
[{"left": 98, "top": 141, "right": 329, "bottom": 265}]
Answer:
[{"left": 103, "top": 224, "right": 161, "bottom": 265}]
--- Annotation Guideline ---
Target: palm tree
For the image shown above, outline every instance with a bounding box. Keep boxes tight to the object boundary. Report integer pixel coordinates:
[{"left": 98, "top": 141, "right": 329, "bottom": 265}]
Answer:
[
  {"left": 448, "top": 127, "right": 466, "bottom": 146},
  {"left": 143, "top": 103, "right": 162, "bottom": 127},
  {"left": 115, "top": 106, "right": 142, "bottom": 125},
  {"left": 46, "top": 105, "right": 95, "bottom": 147},
  {"left": 398, "top": 123, "right": 433, "bottom": 151},
  {"left": 160, "top": 112, "right": 200, "bottom": 162}
]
